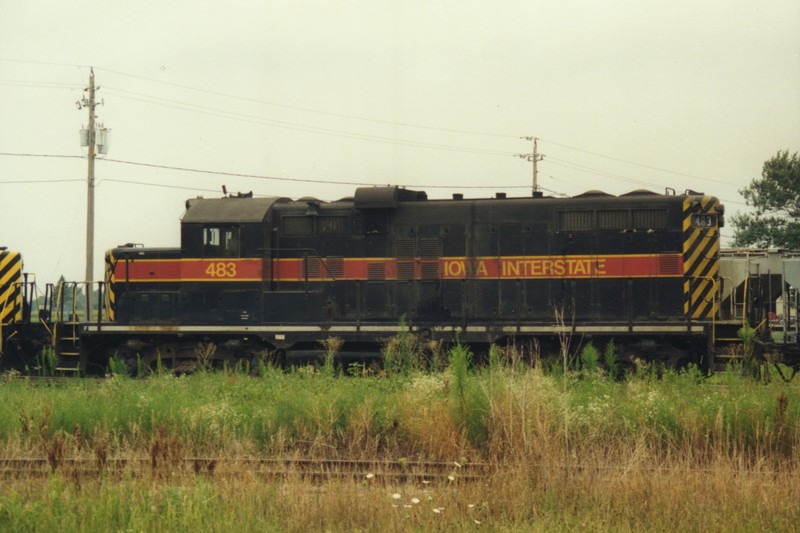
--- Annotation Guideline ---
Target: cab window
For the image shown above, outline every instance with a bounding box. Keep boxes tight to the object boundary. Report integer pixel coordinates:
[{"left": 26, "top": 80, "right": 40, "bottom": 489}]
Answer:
[{"left": 203, "top": 225, "right": 240, "bottom": 257}]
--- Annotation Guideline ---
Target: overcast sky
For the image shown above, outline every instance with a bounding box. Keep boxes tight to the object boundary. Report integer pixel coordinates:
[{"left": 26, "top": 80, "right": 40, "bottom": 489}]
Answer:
[{"left": 1, "top": 1, "right": 799, "bottom": 284}]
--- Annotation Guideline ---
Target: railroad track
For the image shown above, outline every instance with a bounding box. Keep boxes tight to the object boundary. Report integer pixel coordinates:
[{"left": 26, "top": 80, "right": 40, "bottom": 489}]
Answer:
[
  {"left": 0, "top": 457, "right": 490, "bottom": 482},
  {"left": 0, "top": 374, "right": 106, "bottom": 385}
]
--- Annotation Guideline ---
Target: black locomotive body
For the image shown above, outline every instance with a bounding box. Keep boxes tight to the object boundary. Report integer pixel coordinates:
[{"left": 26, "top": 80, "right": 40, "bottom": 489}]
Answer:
[{"left": 80, "top": 186, "right": 723, "bottom": 371}]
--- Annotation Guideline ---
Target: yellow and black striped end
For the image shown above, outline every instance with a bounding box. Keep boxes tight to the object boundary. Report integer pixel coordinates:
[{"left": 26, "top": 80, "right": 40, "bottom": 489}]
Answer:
[
  {"left": 0, "top": 251, "right": 23, "bottom": 324},
  {"left": 682, "top": 196, "right": 721, "bottom": 319},
  {"left": 104, "top": 251, "right": 117, "bottom": 321}
]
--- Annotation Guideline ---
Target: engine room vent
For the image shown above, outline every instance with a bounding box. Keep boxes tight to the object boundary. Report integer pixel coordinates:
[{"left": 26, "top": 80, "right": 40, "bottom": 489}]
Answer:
[
  {"left": 658, "top": 255, "right": 682, "bottom": 275},
  {"left": 558, "top": 210, "right": 593, "bottom": 231},
  {"left": 396, "top": 261, "right": 415, "bottom": 280},
  {"left": 324, "top": 257, "right": 344, "bottom": 278},
  {"left": 418, "top": 238, "right": 442, "bottom": 258},
  {"left": 283, "top": 216, "right": 313, "bottom": 236},
  {"left": 598, "top": 210, "right": 627, "bottom": 230},
  {"left": 632, "top": 209, "right": 668, "bottom": 230},
  {"left": 367, "top": 262, "right": 386, "bottom": 280},
  {"left": 306, "top": 257, "right": 321, "bottom": 278},
  {"left": 394, "top": 238, "right": 415, "bottom": 259}
]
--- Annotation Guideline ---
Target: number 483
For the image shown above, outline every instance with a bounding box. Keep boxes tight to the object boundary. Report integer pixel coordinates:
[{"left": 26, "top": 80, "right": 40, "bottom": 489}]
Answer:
[{"left": 205, "top": 262, "right": 237, "bottom": 278}]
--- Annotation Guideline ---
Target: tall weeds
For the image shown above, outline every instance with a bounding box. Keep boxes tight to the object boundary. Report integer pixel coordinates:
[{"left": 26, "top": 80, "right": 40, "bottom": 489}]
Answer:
[
  {"left": 446, "top": 342, "right": 490, "bottom": 449},
  {"left": 383, "top": 317, "right": 421, "bottom": 376}
]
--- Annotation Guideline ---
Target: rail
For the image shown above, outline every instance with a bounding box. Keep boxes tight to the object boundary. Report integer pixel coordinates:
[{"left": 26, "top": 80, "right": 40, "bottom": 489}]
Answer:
[{"left": 0, "top": 457, "right": 489, "bottom": 482}]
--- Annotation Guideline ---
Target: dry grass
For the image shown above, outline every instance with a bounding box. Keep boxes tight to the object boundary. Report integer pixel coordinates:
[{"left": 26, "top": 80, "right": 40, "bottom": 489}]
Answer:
[{"left": 0, "top": 452, "right": 796, "bottom": 531}]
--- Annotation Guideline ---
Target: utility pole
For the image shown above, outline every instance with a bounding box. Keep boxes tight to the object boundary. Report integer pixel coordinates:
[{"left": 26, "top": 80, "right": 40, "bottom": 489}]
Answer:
[
  {"left": 78, "top": 68, "right": 106, "bottom": 320},
  {"left": 517, "top": 136, "right": 544, "bottom": 196}
]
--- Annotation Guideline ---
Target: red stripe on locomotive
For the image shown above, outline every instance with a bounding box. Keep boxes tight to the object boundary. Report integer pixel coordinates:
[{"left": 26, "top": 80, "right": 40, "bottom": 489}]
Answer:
[
  {"left": 113, "top": 259, "right": 262, "bottom": 282},
  {"left": 113, "top": 253, "right": 683, "bottom": 282}
]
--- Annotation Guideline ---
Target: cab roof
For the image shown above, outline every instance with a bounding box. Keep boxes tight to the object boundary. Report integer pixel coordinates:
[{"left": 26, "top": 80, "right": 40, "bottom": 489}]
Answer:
[{"left": 181, "top": 197, "right": 289, "bottom": 224}]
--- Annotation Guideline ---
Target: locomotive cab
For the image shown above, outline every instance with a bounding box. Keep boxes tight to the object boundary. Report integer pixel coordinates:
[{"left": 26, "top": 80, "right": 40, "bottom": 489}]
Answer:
[{"left": 105, "top": 195, "right": 289, "bottom": 325}]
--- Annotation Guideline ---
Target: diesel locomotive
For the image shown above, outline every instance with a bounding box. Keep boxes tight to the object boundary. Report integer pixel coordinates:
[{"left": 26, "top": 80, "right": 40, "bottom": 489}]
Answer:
[
  {"left": 9, "top": 185, "right": 800, "bottom": 376},
  {"left": 66, "top": 185, "right": 723, "bottom": 373}
]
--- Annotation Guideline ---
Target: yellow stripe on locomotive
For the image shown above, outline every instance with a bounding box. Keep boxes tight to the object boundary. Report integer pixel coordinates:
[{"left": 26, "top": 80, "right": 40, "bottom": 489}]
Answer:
[
  {"left": 0, "top": 250, "right": 23, "bottom": 324},
  {"left": 682, "top": 195, "right": 723, "bottom": 319},
  {"left": 104, "top": 250, "right": 117, "bottom": 321}
]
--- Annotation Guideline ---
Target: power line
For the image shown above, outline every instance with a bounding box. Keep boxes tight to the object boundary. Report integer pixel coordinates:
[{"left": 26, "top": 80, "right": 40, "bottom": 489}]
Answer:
[
  {"left": 0, "top": 79, "right": 83, "bottom": 90},
  {"left": 101, "top": 178, "right": 223, "bottom": 194},
  {"left": 546, "top": 156, "right": 661, "bottom": 188},
  {"left": 0, "top": 178, "right": 83, "bottom": 184},
  {"left": 0, "top": 61, "right": 749, "bottom": 186},
  {"left": 0, "top": 152, "right": 524, "bottom": 188},
  {"left": 96, "top": 68, "right": 737, "bottom": 185},
  {"left": 541, "top": 137, "right": 740, "bottom": 186},
  {"left": 98, "top": 67, "right": 518, "bottom": 140},
  {"left": 102, "top": 84, "right": 738, "bottom": 188},
  {"left": 0, "top": 152, "right": 84, "bottom": 159},
  {"left": 0, "top": 58, "right": 89, "bottom": 69},
  {"left": 107, "top": 84, "right": 742, "bottom": 194},
  {"left": 0, "top": 151, "right": 751, "bottom": 205},
  {"left": 0, "top": 152, "right": 751, "bottom": 200},
  {"left": 99, "top": 158, "right": 387, "bottom": 186},
  {"left": 103, "top": 88, "right": 513, "bottom": 157},
  {"left": 98, "top": 157, "right": 531, "bottom": 189}
]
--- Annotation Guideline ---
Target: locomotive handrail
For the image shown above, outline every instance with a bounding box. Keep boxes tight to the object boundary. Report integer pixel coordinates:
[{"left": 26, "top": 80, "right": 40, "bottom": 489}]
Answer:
[
  {"left": 95, "top": 281, "right": 104, "bottom": 327},
  {"left": 37, "top": 315, "right": 53, "bottom": 338},
  {"left": 51, "top": 280, "right": 108, "bottom": 324}
]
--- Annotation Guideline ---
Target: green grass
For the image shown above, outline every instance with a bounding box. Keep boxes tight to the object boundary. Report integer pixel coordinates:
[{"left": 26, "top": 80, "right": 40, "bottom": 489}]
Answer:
[{"left": 1, "top": 357, "right": 799, "bottom": 459}]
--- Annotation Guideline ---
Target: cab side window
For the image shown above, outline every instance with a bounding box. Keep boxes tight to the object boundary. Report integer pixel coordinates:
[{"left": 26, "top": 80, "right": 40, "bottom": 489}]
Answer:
[{"left": 203, "top": 225, "right": 240, "bottom": 257}]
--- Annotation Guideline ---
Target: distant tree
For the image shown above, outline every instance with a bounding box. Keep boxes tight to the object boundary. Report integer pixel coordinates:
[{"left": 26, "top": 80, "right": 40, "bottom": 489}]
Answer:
[{"left": 731, "top": 150, "right": 800, "bottom": 249}]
